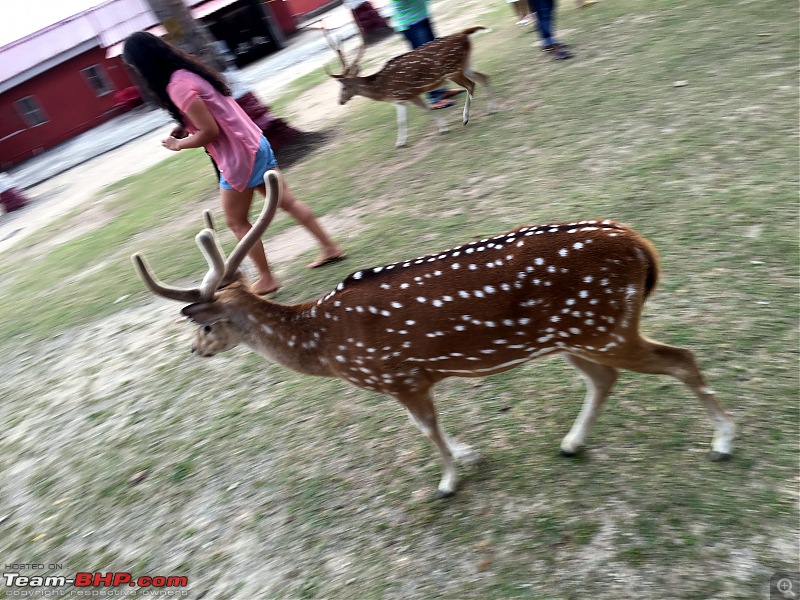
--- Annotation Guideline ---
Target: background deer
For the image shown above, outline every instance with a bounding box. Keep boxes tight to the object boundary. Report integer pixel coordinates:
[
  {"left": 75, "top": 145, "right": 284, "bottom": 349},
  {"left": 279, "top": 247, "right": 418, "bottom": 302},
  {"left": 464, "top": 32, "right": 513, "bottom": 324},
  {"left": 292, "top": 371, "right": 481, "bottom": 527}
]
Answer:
[
  {"left": 324, "top": 26, "right": 496, "bottom": 147},
  {"left": 133, "top": 171, "right": 735, "bottom": 497}
]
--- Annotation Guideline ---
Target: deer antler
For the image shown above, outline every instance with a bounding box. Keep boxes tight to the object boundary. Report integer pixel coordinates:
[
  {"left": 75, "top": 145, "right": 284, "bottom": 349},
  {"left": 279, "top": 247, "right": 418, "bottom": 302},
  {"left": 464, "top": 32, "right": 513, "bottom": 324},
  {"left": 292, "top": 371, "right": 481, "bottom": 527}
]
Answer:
[
  {"left": 132, "top": 170, "right": 283, "bottom": 301},
  {"left": 220, "top": 169, "right": 282, "bottom": 285},
  {"left": 322, "top": 27, "right": 348, "bottom": 76}
]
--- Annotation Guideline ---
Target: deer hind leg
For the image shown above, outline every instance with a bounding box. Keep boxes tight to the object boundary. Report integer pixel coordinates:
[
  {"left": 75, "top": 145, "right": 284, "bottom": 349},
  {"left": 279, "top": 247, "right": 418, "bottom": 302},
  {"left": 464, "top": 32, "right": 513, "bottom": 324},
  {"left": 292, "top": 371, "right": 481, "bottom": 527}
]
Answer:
[
  {"left": 560, "top": 353, "right": 618, "bottom": 456},
  {"left": 402, "top": 389, "right": 471, "bottom": 496},
  {"left": 463, "top": 66, "right": 497, "bottom": 114},
  {"left": 448, "top": 72, "right": 476, "bottom": 125},
  {"left": 605, "top": 338, "right": 735, "bottom": 460},
  {"left": 408, "top": 96, "right": 449, "bottom": 140}
]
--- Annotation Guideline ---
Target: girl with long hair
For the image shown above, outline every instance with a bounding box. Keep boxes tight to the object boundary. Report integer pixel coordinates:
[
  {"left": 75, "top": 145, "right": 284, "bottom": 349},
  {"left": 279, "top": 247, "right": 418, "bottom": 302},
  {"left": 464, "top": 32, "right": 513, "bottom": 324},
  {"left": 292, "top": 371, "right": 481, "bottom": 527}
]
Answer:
[{"left": 122, "top": 32, "right": 344, "bottom": 295}]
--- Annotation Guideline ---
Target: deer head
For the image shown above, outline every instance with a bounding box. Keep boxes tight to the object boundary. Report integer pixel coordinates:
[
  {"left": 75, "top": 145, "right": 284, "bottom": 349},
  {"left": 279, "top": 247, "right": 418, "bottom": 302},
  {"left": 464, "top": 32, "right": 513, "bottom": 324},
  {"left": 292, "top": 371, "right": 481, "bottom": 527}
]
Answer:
[
  {"left": 322, "top": 28, "right": 366, "bottom": 105},
  {"left": 132, "top": 170, "right": 282, "bottom": 355}
]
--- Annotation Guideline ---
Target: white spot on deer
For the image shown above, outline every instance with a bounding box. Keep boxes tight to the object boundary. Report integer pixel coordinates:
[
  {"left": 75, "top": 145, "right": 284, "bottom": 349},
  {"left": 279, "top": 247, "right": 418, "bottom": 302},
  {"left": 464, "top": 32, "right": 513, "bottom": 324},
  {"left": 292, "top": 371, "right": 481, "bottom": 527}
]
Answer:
[
  {"left": 261, "top": 324, "right": 273, "bottom": 335},
  {"left": 454, "top": 325, "right": 466, "bottom": 332},
  {"left": 569, "top": 327, "right": 581, "bottom": 335},
  {"left": 443, "top": 295, "right": 453, "bottom": 302},
  {"left": 573, "top": 242, "right": 584, "bottom": 250},
  {"left": 432, "top": 299, "right": 444, "bottom": 307},
  {"left": 406, "top": 320, "right": 416, "bottom": 326},
  {"left": 452, "top": 263, "right": 461, "bottom": 270},
  {"left": 559, "top": 248, "right": 568, "bottom": 257},
  {"left": 551, "top": 315, "right": 560, "bottom": 322},
  {"left": 336, "top": 283, "right": 345, "bottom": 291},
  {"left": 579, "top": 290, "right": 589, "bottom": 298},
  {"left": 466, "top": 248, "right": 475, "bottom": 254},
  {"left": 353, "top": 271, "right": 363, "bottom": 279},
  {"left": 474, "top": 290, "right": 485, "bottom": 298},
  {"left": 459, "top": 290, "right": 470, "bottom": 298},
  {"left": 566, "top": 298, "right": 576, "bottom": 306},
  {"left": 391, "top": 301, "right": 402, "bottom": 309},
  {"left": 535, "top": 258, "right": 544, "bottom": 266},
  {"left": 468, "top": 264, "right": 477, "bottom": 270},
  {"left": 380, "top": 283, "right": 391, "bottom": 290},
  {"left": 400, "top": 283, "right": 410, "bottom": 289}
]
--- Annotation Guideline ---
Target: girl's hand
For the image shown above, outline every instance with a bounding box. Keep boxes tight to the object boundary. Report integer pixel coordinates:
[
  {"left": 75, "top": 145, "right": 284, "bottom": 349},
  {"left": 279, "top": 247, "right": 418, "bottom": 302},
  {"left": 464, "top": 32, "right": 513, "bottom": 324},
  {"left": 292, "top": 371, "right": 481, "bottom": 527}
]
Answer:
[{"left": 162, "top": 136, "right": 183, "bottom": 151}]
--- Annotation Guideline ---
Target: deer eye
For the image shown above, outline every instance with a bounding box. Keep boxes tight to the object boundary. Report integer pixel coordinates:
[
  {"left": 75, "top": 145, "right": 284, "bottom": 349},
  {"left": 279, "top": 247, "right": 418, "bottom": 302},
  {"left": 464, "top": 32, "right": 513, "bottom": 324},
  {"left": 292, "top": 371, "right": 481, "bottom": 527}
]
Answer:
[{"left": 203, "top": 325, "right": 212, "bottom": 334}]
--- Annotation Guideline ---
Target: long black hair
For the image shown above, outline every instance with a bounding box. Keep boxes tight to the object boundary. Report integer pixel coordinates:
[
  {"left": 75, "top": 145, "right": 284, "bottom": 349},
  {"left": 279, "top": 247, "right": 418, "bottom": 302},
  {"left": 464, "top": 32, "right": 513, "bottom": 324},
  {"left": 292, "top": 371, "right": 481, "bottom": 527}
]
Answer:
[{"left": 122, "top": 31, "right": 231, "bottom": 125}]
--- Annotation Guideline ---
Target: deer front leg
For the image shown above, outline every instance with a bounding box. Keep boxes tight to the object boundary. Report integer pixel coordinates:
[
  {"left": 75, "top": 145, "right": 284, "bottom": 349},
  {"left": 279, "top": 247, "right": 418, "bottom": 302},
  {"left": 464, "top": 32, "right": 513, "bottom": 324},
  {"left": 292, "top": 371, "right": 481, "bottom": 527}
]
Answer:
[
  {"left": 394, "top": 103, "right": 409, "bottom": 147},
  {"left": 401, "top": 390, "right": 463, "bottom": 497},
  {"left": 559, "top": 353, "right": 618, "bottom": 456}
]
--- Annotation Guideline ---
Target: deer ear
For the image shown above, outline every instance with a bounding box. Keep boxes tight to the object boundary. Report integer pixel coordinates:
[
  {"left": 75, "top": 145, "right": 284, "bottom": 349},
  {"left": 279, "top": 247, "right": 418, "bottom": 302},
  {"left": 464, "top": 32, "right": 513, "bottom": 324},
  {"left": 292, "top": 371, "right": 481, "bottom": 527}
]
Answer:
[{"left": 181, "top": 302, "right": 226, "bottom": 325}]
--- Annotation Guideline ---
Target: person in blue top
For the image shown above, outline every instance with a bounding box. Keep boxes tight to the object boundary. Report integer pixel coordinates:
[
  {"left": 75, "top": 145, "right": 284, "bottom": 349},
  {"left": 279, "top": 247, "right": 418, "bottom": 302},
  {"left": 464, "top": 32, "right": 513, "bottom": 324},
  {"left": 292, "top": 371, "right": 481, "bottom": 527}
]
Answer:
[{"left": 390, "top": 0, "right": 465, "bottom": 109}]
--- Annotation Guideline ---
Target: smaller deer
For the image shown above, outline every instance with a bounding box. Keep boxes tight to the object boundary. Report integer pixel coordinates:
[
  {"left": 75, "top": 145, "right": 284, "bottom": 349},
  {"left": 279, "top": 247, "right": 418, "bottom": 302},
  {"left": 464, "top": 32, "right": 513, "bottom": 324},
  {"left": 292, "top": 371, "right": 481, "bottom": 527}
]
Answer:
[
  {"left": 324, "top": 26, "right": 496, "bottom": 147},
  {"left": 134, "top": 171, "right": 735, "bottom": 497}
]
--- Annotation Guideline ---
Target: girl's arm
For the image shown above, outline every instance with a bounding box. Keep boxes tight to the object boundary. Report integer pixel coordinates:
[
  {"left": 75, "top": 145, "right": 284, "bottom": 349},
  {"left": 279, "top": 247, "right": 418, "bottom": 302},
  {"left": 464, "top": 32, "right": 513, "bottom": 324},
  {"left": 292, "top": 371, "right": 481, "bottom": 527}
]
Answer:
[{"left": 162, "top": 97, "right": 219, "bottom": 151}]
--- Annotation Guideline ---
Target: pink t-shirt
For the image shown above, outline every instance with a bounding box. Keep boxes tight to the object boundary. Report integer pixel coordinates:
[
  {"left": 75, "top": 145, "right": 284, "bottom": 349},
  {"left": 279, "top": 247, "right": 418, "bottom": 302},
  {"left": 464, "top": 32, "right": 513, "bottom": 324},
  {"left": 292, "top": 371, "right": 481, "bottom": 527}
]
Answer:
[{"left": 167, "top": 70, "right": 262, "bottom": 192}]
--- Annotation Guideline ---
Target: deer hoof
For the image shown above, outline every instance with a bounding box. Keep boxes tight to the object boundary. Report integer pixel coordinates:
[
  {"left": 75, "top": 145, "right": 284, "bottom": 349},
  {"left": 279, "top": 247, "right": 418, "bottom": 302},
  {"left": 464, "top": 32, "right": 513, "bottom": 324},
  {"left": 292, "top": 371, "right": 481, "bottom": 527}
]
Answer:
[
  {"left": 436, "top": 488, "right": 456, "bottom": 499},
  {"left": 707, "top": 450, "right": 733, "bottom": 462},
  {"left": 558, "top": 447, "right": 582, "bottom": 458}
]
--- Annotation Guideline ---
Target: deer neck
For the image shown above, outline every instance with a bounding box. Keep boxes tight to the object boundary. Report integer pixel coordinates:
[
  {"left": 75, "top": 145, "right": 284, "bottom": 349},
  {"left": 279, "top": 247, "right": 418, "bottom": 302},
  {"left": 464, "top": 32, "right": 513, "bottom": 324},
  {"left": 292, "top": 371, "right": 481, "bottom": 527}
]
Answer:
[
  {"left": 348, "top": 74, "right": 383, "bottom": 100},
  {"left": 220, "top": 286, "right": 335, "bottom": 378}
]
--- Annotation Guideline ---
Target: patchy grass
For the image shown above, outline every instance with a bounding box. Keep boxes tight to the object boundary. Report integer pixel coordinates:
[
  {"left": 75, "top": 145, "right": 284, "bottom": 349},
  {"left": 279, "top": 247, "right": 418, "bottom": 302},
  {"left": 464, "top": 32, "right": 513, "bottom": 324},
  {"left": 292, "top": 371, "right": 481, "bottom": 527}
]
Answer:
[{"left": 0, "top": 0, "right": 797, "bottom": 598}]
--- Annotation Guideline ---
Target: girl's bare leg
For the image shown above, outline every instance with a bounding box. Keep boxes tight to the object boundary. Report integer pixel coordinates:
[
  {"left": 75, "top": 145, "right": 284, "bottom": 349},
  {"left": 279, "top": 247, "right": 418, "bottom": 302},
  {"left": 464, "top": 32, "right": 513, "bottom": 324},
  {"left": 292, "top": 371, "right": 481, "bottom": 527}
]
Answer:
[
  {"left": 221, "top": 186, "right": 279, "bottom": 294},
  {"left": 257, "top": 172, "right": 344, "bottom": 267}
]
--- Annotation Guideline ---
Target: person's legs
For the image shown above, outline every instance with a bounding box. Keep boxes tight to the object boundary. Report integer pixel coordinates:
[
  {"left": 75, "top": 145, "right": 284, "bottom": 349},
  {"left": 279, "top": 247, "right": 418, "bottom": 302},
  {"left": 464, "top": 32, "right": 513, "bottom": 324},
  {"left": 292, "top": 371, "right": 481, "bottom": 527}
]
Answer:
[
  {"left": 528, "top": 0, "right": 554, "bottom": 46},
  {"left": 220, "top": 186, "right": 279, "bottom": 294},
  {"left": 255, "top": 172, "right": 345, "bottom": 268}
]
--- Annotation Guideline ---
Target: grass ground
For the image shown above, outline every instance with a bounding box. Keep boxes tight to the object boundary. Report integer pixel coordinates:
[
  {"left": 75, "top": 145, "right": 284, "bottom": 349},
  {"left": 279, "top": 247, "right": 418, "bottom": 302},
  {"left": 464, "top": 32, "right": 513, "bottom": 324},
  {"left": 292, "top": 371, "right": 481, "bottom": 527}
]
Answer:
[{"left": 0, "top": 0, "right": 797, "bottom": 598}]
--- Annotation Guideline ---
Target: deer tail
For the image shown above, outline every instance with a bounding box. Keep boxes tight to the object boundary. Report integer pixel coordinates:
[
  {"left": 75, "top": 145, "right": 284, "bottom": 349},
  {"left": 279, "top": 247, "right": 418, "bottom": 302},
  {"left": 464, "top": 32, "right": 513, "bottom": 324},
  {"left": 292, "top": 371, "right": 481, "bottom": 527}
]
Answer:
[
  {"left": 462, "top": 26, "right": 488, "bottom": 36},
  {"left": 638, "top": 235, "right": 661, "bottom": 300}
]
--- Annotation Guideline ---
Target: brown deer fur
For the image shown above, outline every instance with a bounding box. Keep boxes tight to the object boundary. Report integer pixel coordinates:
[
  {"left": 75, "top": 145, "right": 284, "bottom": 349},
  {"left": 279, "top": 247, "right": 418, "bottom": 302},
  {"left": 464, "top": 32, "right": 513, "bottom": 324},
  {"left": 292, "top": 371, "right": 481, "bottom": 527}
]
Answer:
[{"left": 134, "top": 171, "right": 735, "bottom": 497}]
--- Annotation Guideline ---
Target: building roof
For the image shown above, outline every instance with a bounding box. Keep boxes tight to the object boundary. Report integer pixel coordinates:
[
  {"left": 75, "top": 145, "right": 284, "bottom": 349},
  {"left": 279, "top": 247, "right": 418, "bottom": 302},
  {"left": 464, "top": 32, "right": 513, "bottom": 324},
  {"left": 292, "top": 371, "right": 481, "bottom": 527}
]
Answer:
[{"left": 0, "top": 0, "right": 236, "bottom": 93}]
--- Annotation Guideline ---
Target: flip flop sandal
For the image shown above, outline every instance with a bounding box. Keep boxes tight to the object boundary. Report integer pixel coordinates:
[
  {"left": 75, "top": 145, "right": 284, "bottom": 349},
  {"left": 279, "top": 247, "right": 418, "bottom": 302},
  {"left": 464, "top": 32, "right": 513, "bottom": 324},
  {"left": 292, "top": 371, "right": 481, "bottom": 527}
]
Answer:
[
  {"left": 308, "top": 254, "right": 347, "bottom": 269},
  {"left": 430, "top": 99, "right": 455, "bottom": 110},
  {"left": 441, "top": 89, "right": 466, "bottom": 99}
]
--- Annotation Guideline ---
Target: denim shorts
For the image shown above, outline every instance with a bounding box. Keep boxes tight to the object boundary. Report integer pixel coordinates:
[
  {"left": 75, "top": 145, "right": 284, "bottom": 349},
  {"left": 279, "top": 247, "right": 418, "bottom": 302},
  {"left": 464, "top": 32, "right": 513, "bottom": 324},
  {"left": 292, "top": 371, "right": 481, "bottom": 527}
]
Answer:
[{"left": 219, "top": 136, "right": 278, "bottom": 190}]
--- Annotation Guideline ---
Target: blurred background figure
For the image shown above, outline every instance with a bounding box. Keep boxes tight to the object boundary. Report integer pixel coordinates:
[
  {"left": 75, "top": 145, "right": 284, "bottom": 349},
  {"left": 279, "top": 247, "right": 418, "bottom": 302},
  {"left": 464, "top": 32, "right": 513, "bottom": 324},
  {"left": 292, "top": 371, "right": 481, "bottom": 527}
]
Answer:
[
  {"left": 507, "top": 0, "right": 533, "bottom": 26},
  {"left": 527, "top": 0, "right": 573, "bottom": 59}
]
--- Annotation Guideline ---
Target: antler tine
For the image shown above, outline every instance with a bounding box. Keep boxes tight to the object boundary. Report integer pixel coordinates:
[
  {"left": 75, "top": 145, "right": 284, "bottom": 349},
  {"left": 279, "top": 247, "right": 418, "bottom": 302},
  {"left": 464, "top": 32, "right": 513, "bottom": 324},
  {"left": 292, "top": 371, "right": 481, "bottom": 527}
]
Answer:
[
  {"left": 131, "top": 253, "right": 202, "bottom": 304},
  {"left": 347, "top": 40, "right": 366, "bottom": 75},
  {"left": 321, "top": 26, "right": 348, "bottom": 73},
  {"left": 196, "top": 228, "right": 227, "bottom": 301},
  {"left": 203, "top": 209, "right": 216, "bottom": 232},
  {"left": 221, "top": 169, "right": 282, "bottom": 285}
]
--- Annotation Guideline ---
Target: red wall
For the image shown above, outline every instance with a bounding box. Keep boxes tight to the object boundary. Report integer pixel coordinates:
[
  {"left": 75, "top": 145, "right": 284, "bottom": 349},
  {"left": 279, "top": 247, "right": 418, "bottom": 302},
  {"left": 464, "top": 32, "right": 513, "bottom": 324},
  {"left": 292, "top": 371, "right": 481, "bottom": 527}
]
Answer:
[
  {"left": 0, "top": 47, "right": 135, "bottom": 169},
  {"left": 284, "top": 0, "right": 332, "bottom": 18}
]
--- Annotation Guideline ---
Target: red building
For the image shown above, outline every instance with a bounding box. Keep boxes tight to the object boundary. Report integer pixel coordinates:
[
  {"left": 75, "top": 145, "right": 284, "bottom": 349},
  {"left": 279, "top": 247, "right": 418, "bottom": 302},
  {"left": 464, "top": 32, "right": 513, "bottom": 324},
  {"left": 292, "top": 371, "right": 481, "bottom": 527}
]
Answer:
[{"left": 0, "top": 0, "right": 304, "bottom": 170}]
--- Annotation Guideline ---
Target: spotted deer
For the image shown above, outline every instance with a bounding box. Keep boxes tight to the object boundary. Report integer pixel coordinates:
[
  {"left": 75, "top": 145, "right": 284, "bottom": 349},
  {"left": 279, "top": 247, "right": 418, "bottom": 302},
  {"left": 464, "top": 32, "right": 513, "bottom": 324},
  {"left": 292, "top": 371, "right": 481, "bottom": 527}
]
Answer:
[
  {"left": 133, "top": 171, "right": 735, "bottom": 497},
  {"left": 324, "top": 26, "right": 496, "bottom": 147}
]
